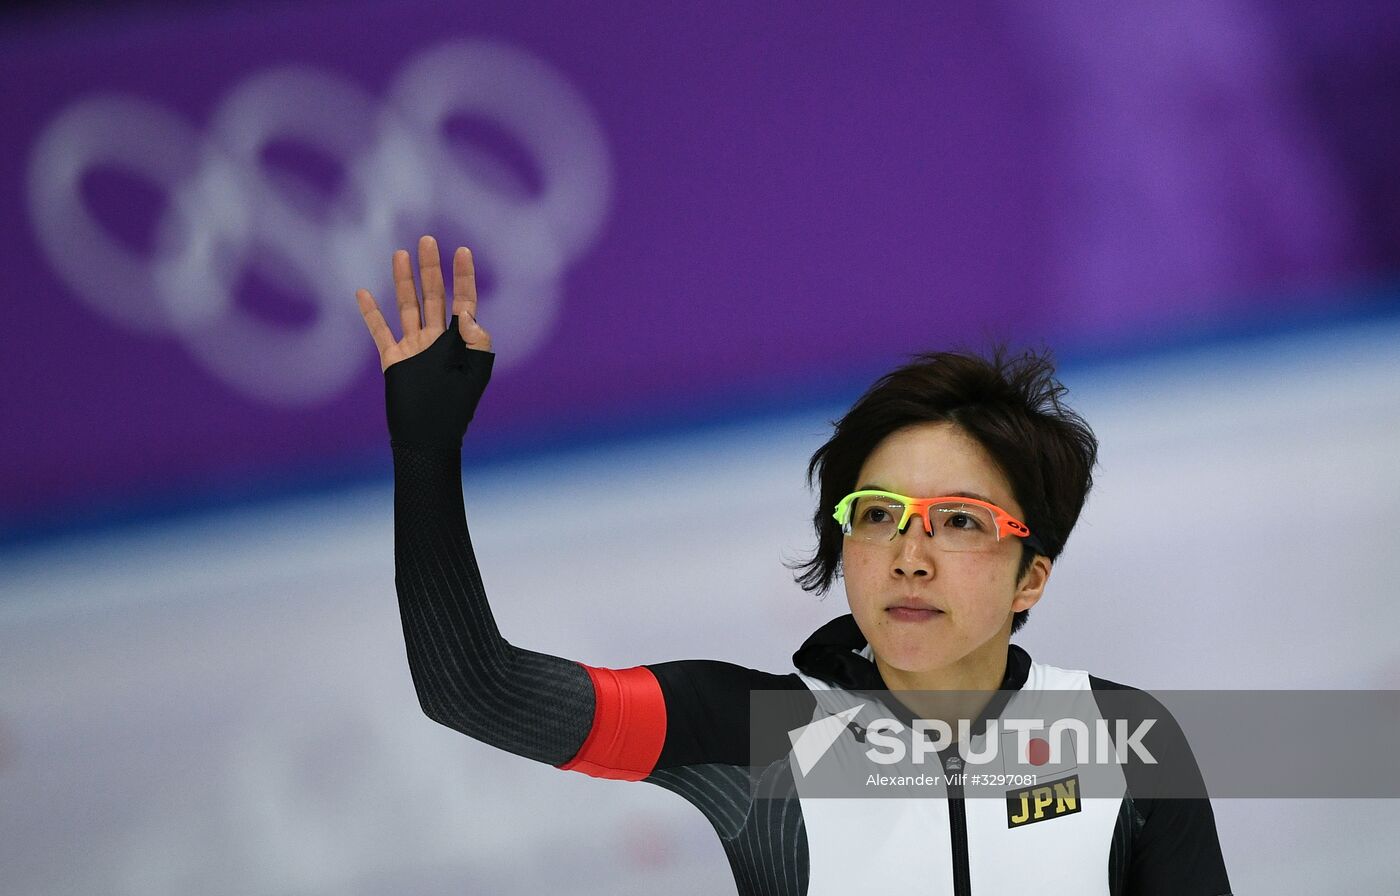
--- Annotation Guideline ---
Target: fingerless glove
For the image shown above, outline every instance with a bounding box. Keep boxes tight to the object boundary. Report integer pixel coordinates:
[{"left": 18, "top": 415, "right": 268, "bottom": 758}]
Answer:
[{"left": 384, "top": 315, "right": 494, "bottom": 449}]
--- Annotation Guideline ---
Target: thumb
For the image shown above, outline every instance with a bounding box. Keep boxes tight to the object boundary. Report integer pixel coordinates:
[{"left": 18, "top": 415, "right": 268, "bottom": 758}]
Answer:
[{"left": 457, "top": 311, "right": 492, "bottom": 352}]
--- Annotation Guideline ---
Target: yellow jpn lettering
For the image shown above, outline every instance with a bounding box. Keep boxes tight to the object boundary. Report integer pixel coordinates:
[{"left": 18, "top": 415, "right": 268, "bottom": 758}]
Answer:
[{"left": 1008, "top": 775, "right": 1080, "bottom": 827}]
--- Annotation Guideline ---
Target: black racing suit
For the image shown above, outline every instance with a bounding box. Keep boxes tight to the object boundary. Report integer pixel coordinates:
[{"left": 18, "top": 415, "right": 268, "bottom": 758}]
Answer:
[{"left": 386, "top": 323, "right": 1231, "bottom": 895}]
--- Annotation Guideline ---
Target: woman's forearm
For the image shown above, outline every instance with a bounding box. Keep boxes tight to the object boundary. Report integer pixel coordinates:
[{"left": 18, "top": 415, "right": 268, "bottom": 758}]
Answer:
[{"left": 391, "top": 441, "right": 596, "bottom": 766}]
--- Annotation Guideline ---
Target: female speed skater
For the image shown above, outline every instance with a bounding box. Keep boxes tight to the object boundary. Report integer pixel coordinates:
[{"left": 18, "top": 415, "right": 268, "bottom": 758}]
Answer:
[{"left": 355, "top": 235, "right": 1230, "bottom": 896}]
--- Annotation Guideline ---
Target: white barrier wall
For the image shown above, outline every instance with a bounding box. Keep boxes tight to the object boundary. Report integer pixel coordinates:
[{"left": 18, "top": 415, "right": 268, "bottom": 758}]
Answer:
[{"left": 3, "top": 318, "right": 1398, "bottom": 894}]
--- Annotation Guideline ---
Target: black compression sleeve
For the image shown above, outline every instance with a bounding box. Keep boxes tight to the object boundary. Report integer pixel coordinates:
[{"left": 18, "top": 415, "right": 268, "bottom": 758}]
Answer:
[{"left": 388, "top": 323, "right": 596, "bottom": 766}]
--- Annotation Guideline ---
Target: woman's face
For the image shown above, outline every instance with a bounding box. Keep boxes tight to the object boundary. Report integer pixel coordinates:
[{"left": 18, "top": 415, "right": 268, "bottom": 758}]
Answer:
[{"left": 841, "top": 421, "right": 1050, "bottom": 683}]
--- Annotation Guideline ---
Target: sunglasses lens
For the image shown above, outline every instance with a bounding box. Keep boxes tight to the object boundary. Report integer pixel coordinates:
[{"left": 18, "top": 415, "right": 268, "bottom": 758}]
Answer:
[
  {"left": 847, "top": 494, "right": 906, "bottom": 539},
  {"left": 927, "top": 502, "right": 998, "bottom": 551}
]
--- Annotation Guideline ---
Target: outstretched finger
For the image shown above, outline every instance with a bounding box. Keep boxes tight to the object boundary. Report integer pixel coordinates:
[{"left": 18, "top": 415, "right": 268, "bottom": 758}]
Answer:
[
  {"left": 392, "top": 249, "right": 421, "bottom": 338},
  {"left": 452, "top": 246, "right": 478, "bottom": 323},
  {"left": 418, "top": 235, "right": 446, "bottom": 332},
  {"left": 356, "top": 288, "right": 396, "bottom": 355}
]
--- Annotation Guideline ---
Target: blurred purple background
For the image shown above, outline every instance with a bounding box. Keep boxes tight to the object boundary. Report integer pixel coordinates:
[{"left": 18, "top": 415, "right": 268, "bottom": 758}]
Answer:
[{"left": 3, "top": 0, "right": 1397, "bottom": 540}]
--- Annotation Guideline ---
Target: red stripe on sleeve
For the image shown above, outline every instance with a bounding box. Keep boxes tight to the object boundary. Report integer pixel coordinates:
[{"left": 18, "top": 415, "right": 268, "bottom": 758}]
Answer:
[{"left": 556, "top": 664, "right": 667, "bottom": 781}]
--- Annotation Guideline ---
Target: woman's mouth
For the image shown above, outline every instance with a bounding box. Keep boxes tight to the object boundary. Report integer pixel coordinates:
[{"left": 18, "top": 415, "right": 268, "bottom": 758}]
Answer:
[{"left": 886, "top": 606, "right": 944, "bottom": 622}]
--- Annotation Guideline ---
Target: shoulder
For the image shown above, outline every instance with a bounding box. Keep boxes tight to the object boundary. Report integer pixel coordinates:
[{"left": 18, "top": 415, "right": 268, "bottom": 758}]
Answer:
[
  {"left": 1020, "top": 655, "right": 1163, "bottom": 705},
  {"left": 1016, "top": 660, "right": 1209, "bottom": 796},
  {"left": 1079, "top": 672, "right": 1214, "bottom": 803}
]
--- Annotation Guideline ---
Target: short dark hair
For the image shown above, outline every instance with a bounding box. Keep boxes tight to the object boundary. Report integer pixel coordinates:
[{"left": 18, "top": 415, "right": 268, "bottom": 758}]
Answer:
[{"left": 791, "top": 346, "right": 1098, "bottom": 634}]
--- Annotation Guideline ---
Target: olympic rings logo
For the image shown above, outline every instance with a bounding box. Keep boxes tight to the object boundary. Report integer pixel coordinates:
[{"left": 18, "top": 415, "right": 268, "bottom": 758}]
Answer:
[{"left": 26, "top": 39, "right": 612, "bottom": 405}]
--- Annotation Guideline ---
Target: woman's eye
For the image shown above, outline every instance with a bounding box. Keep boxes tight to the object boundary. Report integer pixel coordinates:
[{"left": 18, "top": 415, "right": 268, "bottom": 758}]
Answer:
[
  {"left": 945, "top": 513, "right": 980, "bottom": 530},
  {"left": 862, "top": 507, "right": 892, "bottom": 524}
]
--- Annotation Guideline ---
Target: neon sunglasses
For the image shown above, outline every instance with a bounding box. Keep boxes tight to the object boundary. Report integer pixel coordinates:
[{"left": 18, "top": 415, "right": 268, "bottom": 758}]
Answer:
[{"left": 832, "top": 489, "right": 1045, "bottom": 554}]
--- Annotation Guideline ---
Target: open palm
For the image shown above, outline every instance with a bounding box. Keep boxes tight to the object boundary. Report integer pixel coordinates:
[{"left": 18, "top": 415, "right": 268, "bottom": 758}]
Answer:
[{"left": 356, "top": 235, "right": 492, "bottom": 372}]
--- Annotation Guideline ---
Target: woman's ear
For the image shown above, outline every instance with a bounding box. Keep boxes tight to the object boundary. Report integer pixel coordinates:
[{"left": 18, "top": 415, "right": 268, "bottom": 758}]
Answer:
[{"left": 1012, "top": 555, "right": 1052, "bottom": 613}]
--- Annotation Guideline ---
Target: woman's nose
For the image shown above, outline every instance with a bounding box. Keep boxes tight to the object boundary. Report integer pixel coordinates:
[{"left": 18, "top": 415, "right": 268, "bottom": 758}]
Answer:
[{"left": 892, "top": 524, "right": 935, "bottom": 578}]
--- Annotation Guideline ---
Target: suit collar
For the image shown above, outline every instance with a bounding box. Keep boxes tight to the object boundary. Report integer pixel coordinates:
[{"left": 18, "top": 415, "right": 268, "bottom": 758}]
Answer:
[{"left": 792, "top": 613, "right": 1032, "bottom": 693}]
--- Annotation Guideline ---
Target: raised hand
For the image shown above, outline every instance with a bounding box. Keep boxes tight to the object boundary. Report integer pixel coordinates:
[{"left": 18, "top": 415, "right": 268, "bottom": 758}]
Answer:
[
  {"left": 356, "top": 235, "right": 492, "bottom": 373},
  {"left": 359, "top": 235, "right": 496, "bottom": 448}
]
